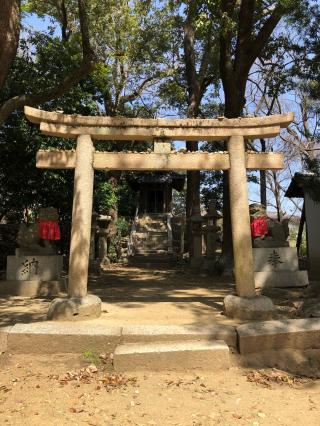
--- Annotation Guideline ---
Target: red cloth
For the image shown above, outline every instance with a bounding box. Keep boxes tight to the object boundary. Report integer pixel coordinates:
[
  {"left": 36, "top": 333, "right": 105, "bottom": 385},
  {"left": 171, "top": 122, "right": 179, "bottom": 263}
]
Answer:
[
  {"left": 251, "top": 217, "right": 268, "bottom": 238},
  {"left": 38, "top": 220, "right": 61, "bottom": 240}
]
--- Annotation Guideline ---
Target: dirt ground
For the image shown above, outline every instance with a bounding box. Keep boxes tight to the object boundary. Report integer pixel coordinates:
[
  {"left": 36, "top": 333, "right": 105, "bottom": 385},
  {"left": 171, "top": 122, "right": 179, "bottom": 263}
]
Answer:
[
  {"left": 1, "top": 265, "right": 319, "bottom": 328},
  {"left": 1, "top": 266, "right": 320, "bottom": 425},
  {"left": 0, "top": 353, "right": 319, "bottom": 426}
]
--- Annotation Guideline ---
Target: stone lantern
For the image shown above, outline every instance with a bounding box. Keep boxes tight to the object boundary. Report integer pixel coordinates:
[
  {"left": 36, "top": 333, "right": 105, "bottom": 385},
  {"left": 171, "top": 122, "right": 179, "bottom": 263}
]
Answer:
[
  {"left": 203, "top": 201, "right": 221, "bottom": 272},
  {"left": 96, "top": 214, "right": 112, "bottom": 267},
  {"left": 190, "top": 206, "right": 204, "bottom": 269}
]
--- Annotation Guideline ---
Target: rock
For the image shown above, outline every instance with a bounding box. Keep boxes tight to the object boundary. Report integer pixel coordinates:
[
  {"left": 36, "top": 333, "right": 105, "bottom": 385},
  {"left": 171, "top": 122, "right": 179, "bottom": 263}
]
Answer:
[
  {"left": 47, "top": 294, "right": 102, "bottom": 320},
  {"left": 223, "top": 294, "right": 275, "bottom": 320}
]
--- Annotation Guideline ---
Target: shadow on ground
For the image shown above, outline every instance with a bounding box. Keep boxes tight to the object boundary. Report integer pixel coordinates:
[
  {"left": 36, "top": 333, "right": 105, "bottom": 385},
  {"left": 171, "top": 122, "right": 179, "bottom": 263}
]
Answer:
[
  {"left": 0, "top": 266, "right": 237, "bottom": 327},
  {"left": 1, "top": 266, "right": 317, "bottom": 328}
]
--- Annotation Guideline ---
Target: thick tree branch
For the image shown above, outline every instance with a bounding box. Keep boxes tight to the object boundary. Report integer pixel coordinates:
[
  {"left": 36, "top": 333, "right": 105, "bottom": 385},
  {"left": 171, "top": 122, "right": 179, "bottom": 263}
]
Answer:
[
  {"left": 198, "top": 24, "right": 213, "bottom": 95},
  {"left": 60, "top": 0, "right": 70, "bottom": 41},
  {"left": 0, "top": 60, "right": 94, "bottom": 124},
  {"left": 183, "top": 2, "right": 200, "bottom": 118},
  {"left": 77, "top": 0, "right": 95, "bottom": 60},
  {"left": 0, "top": 0, "right": 96, "bottom": 124},
  {"left": 234, "top": 0, "right": 255, "bottom": 73},
  {"left": 249, "top": 3, "right": 286, "bottom": 64}
]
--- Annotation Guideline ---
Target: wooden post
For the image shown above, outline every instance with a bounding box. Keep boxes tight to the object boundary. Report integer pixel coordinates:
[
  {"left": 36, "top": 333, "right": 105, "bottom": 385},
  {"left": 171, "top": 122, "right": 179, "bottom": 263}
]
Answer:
[
  {"left": 68, "top": 134, "right": 95, "bottom": 298},
  {"left": 227, "top": 135, "right": 255, "bottom": 297}
]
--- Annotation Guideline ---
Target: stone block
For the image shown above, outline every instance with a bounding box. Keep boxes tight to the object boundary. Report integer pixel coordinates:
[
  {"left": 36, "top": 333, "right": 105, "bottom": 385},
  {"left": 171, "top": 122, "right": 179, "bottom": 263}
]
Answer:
[
  {"left": 122, "top": 324, "right": 237, "bottom": 348},
  {"left": 0, "top": 280, "right": 64, "bottom": 297},
  {"left": 237, "top": 318, "right": 320, "bottom": 354},
  {"left": 7, "top": 322, "right": 122, "bottom": 354},
  {"left": 6, "top": 255, "right": 63, "bottom": 281},
  {"left": 113, "top": 340, "right": 230, "bottom": 371},
  {"left": 254, "top": 270, "right": 309, "bottom": 288},
  {"left": 47, "top": 295, "right": 102, "bottom": 320},
  {"left": 224, "top": 295, "right": 275, "bottom": 320},
  {"left": 253, "top": 247, "right": 298, "bottom": 272},
  {"left": 0, "top": 327, "right": 12, "bottom": 353}
]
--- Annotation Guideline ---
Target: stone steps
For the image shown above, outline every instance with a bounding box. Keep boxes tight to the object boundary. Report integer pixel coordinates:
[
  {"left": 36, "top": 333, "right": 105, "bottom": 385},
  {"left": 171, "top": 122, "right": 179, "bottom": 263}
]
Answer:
[
  {"left": 128, "top": 254, "right": 178, "bottom": 267},
  {"left": 133, "top": 237, "right": 168, "bottom": 247},
  {"left": 113, "top": 340, "right": 230, "bottom": 371},
  {"left": 5, "top": 320, "right": 320, "bottom": 372},
  {"left": 129, "top": 214, "right": 174, "bottom": 266},
  {"left": 136, "top": 224, "right": 167, "bottom": 232},
  {"left": 1, "top": 323, "right": 237, "bottom": 353},
  {"left": 133, "top": 249, "right": 169, "bottom": 255},
  {"left": 133, "top": 231, "right": 167, "bottom": 238},
  {"left": 237, "top": 318, "right": 320, "bottom": 354}
]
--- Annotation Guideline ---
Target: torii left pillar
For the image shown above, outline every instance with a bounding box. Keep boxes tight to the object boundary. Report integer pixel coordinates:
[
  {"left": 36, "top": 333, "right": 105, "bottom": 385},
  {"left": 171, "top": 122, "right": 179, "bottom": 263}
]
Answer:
[{"left": 47, "top": 135, "right": 102, "bottom": 320}]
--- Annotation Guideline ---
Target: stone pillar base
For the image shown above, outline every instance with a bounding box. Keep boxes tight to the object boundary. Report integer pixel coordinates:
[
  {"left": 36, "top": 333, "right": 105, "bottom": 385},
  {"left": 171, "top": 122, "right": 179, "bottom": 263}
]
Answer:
[
  {"left": 47, "top": 294, "right": 102, "bottom": 321},
  {"left": 223, "top": 294, "right": 275, "bottom": 320}
]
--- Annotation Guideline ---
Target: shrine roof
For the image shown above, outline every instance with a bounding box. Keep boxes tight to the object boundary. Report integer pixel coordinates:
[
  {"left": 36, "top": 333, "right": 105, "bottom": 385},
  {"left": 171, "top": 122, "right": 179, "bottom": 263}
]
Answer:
[
  {"left": 128, "top": 172, "right": 185, "bottom": 191},
  {"left": 285, "top": 172, "right": 320, "bottom": 198}
]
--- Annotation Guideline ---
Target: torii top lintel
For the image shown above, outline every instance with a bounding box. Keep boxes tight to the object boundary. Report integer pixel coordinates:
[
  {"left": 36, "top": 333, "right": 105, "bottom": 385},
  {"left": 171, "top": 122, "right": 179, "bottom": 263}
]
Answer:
[{"left": 24, "top": 107, "right": 294, "bottom": 142}]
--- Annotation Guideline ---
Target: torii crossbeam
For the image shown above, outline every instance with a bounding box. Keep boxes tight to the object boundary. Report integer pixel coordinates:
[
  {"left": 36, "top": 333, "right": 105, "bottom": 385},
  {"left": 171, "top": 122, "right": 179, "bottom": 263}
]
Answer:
[{"left": 24, "top": 106, "right": 294, "bottom": 320}]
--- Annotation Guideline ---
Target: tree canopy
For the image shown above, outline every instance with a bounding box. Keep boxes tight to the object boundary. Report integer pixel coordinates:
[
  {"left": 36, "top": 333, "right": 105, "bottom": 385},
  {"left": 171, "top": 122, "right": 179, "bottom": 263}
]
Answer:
[{"left": 1, "top": 0, "right": 319, "bottom": 259}]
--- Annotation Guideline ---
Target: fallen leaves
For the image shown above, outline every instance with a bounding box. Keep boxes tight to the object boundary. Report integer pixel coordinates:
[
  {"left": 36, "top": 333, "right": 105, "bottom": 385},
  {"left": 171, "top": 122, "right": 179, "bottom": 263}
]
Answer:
[
  {"left": 247, "top": 369, "right": 308, "bottom": 388},
  {"left": 59, "top": 364, "right": 98, "bottom": 385},
  {"left": 101, "top": 373, "right": 137, "bottom": 391},
  {"left": 53, "top": 364, "right": 138, "bottom": 393}
]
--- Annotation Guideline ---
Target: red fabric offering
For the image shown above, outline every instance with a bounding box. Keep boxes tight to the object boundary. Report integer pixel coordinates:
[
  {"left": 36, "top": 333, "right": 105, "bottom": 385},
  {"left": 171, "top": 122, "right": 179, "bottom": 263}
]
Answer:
[
  {"left": 38, "top": 220, "right": 61, "bottom": 240},
  {"left": 251, "top": 217, "right": 268, "bottom": 238}
]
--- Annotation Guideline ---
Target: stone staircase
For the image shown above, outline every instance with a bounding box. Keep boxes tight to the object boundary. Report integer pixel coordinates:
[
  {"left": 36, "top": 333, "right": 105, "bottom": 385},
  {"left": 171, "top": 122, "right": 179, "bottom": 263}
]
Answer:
[
  {"left": 2, "top": 323, "right": 234, "bottom": 372},
  {"left": 128, "top": 213, "right": 178, "bottom": 268}
]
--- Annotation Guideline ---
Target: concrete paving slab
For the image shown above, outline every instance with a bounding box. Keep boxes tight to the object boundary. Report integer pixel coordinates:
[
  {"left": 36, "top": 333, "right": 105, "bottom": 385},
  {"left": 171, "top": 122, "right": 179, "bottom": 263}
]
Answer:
[
  {"left": 7, "top": 322, "right": 122, "bottom": 354},
  {"left": 113, "top": 340, "right": 230, "bottom": 371},
  {"left": 237, "top": 318, "right": 320, "bottom": 354},
  {"left": 122, "top": 324, "right": 237, "bottom": 347}
]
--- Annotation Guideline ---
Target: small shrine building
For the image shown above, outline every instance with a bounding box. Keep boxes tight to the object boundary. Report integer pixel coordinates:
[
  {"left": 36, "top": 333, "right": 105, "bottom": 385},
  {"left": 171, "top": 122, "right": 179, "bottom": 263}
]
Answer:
[{"left": 128, "top": 172, "right": 185, "bottom": 214}]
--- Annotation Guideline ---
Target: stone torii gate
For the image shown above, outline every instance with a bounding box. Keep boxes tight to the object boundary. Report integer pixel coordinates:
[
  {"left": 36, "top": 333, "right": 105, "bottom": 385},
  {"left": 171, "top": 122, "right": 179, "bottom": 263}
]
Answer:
[{"left": 24, "top": 106, "right": 294, "bottom": 320}]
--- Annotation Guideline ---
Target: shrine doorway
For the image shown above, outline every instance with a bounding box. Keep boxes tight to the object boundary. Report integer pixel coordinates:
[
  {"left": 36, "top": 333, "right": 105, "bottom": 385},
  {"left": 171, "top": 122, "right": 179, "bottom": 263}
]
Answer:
[{"left": 146, "top": 189, "right": 164, "bottom": 213}]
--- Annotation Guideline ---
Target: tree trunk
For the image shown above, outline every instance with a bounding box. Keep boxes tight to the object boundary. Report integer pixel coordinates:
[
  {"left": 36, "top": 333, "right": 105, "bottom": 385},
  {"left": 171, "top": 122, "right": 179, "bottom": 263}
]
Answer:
[
  {"left": 272, "top": 171, "right": 282, "bottom": 222},
  {"left": 183, "top": 5, "right": 201, "bottom": 251},
  {"left": 0, "top": 0, "right": 21, "bottom": 92},
  {"left": 218, "top": 0, "right": 286, "bottom": 268},
  {"left": 186, "top": 143, "right": 200, "bottom": 218}
]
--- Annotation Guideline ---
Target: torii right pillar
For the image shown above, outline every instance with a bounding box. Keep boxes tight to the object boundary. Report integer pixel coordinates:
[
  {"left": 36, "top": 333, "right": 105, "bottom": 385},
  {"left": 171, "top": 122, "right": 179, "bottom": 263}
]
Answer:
[{"left": 223, "top": 135, "right": 275, "bottom": 320}]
